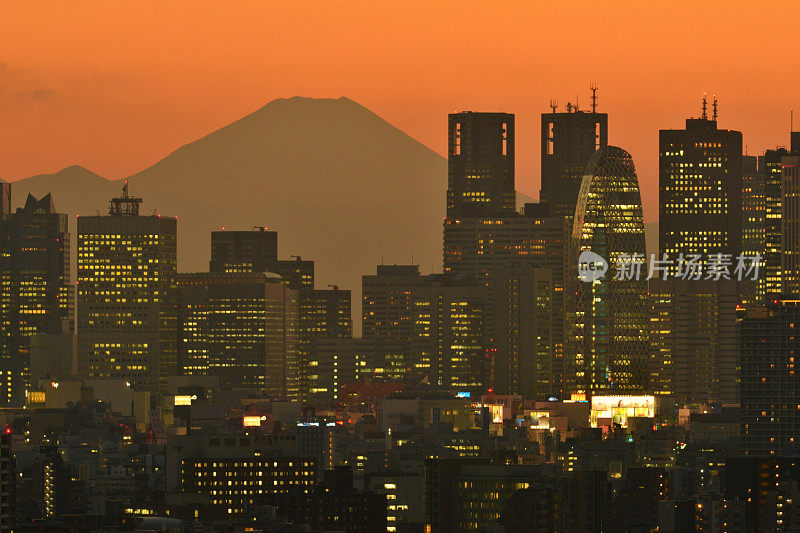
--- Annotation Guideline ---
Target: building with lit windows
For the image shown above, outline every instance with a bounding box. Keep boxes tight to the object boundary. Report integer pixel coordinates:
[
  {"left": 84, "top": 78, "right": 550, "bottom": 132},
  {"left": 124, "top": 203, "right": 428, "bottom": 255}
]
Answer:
[
  {"left": 0, "top": 192, "right": 71, "bottom": 406},
  {"left": 649, "top": 279, "right": 744, "bottom": 405},
  {"left": 210, "top": 228, "right": 277, "bottom": 274},
  {"left": 485, "top": 263, "right": 555, "bottom": 399},
  {"left": 295, "top": 287, "right": 351, "bottom": 401},
  {"left": 740, "top": 300, "right": 800, "bottom": 457},
  {"left": 567, "top": 145, "right": 649, "bottom": 395},
  {"left": 308, "top": 337, "right": 373, "bottom": 404},
  {"left": 363, "top": 267, "right": 487, "bottom": 393},
  {"left": 659, "top": 103, "right": 743, "bottom": 275},
  {"left": 447, "top": 112, "right": 515, "bottom": 218},
  {"left": 176, "top": 272, "right": 299, "bottom": 396},
  {"left": 77, "top": 184, "right": 177, "bottom": 396},
  {"left": 781, "top": 152, "right": 800, "bottom": 296},
  {"left": 540, "top": 95, "right": 608, "bottom": 220}
]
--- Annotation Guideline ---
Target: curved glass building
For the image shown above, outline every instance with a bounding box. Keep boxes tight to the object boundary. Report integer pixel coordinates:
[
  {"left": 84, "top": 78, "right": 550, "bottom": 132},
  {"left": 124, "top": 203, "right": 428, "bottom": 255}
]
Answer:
[{"left": 567, "top": 146, "right": 650, "bottom": 395}]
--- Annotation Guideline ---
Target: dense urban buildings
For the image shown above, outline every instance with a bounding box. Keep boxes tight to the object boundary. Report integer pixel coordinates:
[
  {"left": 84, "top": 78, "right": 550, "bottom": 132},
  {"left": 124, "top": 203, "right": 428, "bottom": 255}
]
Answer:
[
  {"left": 4, "top": 96, "right": 800, "bottom": 532},
  {"left": 76, "top": 183, "right": 177, "bottom": 396},
  {"left": 567, "top": 145, "right": 649, "bottom": 396},
  {"left": 0, "top": 191, "right": 71, "bottom": 406},
  {"left": 659, "top": 99, "right": 743, "bottom": 275}
]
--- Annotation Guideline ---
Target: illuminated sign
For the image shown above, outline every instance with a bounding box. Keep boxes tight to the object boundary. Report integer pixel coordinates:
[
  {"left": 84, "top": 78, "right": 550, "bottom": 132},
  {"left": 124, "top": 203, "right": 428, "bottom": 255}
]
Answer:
[
  {"left": 174, "top": 395, "right": 197, "bottom": 406},
  {"left": 243, "top": 416, "right": 264, "bottom": 427},
  {"left": 590, "top": 395, "right": 654, "bottom": 428}
]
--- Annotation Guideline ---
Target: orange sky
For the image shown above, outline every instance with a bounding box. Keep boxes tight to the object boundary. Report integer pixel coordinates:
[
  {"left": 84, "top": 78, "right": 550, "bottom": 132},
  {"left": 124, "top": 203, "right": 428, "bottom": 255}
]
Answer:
[{"left": 2, "top": 0, "right": 800, "bottom": 222}]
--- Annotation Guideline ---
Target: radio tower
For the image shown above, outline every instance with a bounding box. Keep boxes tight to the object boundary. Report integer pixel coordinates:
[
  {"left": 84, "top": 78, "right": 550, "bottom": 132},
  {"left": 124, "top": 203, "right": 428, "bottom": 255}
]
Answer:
[
  {"left": 590, "top": 84, "right": 598, "bottom": 113},
  {"left": 549, "top": 99, "right": 558, "bottom": 113}
]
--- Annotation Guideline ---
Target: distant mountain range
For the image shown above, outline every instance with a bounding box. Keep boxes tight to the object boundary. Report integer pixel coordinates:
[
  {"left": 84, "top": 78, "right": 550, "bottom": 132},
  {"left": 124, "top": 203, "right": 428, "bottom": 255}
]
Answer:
[{"left": 7, "top": 96, "right": 658, "bottom": 333}]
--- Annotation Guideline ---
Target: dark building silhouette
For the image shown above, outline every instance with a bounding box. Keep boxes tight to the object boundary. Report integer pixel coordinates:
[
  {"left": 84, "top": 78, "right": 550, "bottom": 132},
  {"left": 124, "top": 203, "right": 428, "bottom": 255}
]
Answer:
[
  {"left": 77, "top": 183, "right": 177, "bottom": 396},
  {"left": 740, "top": 300, "right": 800, "bottom": 457},
  {"left": 649, "top": 278, "right": 744, "bottom": 404},
  {"left": 447, "top": 112, "right": 515, "bottom": 218},
  {"left": 0, "top": 192, "right": 71, "bottom": 406},
  {"left": 724, "top": 458, "right": 800, "bottom": 532},
  {"left": 486, "top": 263, "right": 555, "bottom": 399},
  {"left": 274, "top": 256, "right": 315, "bottom": 290},
  {"left": 659, "top": 99, "right": 743, "bottom": 275},
  {"left": 540, "top": 94, "right": 608, "bottom": 220},
  {"left": 209, "top": 227, "right": 277, "bottom": 274},
  {"left": 176, "top": 272, "right": 299, "bottom": 396},
  {"left": 0, "top": 180, "right": 9, "bottom": 221}
]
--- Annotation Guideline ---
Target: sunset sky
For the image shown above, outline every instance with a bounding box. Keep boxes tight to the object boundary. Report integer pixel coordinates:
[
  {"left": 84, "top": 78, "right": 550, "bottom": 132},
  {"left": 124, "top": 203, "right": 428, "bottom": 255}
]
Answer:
[{"left": 3, "top": 0, "right": 800, "bottom": 222}]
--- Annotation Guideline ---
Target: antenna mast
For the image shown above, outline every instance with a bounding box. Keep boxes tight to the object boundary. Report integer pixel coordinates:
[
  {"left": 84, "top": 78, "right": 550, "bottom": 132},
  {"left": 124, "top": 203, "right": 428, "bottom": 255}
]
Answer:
[
  {"left": 549, "top": 99, "right": 558, "bottom": 113},
  {"left": 590, "top": 84, "right": 598, "bottom": 113},
  {"left": 712, "top": 95, "right": 718, "bottom": 121},
  {"left": 701, "top": 93, "right": 708, "bottom": 120}
]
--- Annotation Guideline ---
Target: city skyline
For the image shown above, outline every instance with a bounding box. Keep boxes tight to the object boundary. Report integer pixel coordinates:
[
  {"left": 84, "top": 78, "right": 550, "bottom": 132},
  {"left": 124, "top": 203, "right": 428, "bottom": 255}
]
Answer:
[{"left": 4, "top": 2, "right": 800, "bottom": 225}]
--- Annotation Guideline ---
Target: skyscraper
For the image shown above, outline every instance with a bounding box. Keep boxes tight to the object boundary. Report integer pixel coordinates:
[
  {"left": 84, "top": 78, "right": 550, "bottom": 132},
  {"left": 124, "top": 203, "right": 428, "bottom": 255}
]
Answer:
[
  {"left": 176, "top": 272, "right": 299, "bottom": 396},
  {"left": 740, "top": 299, "right": 800, "bottom": 456},
  {"left": 649, "top": 278, "right": 743, "bottom": 404},
  {"left": 659, "top": 99, "right": 743, "bottom": 274},
  {"left": 447, "top": 112, "right": 515, "bottom": 218},
  {"left": 540, "top": 94, "right": 608, "bottom": 220},
  {"left": 781, "top": 152, "right": 800, "bottom": 296},
  {"left": 210, "top": 228, "right": 277, "bottom": 274},
  {"left": 77, "top": 184, "right": 177, "bottom": 396},
  {"left": 567, "top": 146, "right": 649, "bottom": 395},
  {"left": 0, "top": 180, "right": 9, "bottom": 221},
  {"left": 761, "top": 147, "right": 788, "bottom": 296},
  {"left": 0, "top": 193, "right": 71, "bottom": 405},
  {"left": 486, "top": 263, "right": 554, "bottom": 399}
]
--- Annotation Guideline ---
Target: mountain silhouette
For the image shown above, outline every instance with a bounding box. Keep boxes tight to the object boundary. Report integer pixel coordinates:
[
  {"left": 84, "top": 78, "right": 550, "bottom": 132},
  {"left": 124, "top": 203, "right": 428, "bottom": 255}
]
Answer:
[{"left": 9, "top": 97, "right": 449, "bottom": 331}]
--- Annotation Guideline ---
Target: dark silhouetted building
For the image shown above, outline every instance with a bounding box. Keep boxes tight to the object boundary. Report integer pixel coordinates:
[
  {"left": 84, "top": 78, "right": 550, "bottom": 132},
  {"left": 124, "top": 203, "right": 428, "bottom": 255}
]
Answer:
[
  {"left": 0, "top": 192, "right": 71, "bottom": 405},
  {"left": 540, "top": 97, "right": 608, "bottom": 220},
  {"left": 210, "top": 227, "right": 277, "bottom": 274},
  {"left": 447, "top": 112, "right": 515, "bottom": 218},
  {"left": 740, "top": 300, "right": 800, "bottom": 457},
  {"left": 77, "top": 184, "right": 177, "bottom": 395},
  {"left": 0, "top": 180, "right": 9, "bottom": 221},
  {"left": 659, "top": 102, "right": 743, "bottom": 275},
  {"left": 649, "top": 279, "right": 744, "bottom": 404}
]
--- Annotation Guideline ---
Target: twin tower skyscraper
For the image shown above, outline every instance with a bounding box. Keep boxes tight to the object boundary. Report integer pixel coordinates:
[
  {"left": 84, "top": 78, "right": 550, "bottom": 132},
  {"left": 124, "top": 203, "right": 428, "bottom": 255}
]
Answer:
[{"left": 443, "top": 96, "right": 649, "bottom": 398}]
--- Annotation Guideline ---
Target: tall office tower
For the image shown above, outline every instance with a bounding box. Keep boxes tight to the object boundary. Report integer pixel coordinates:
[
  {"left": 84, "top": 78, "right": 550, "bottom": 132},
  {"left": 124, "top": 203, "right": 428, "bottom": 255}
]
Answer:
[
  {"left": 0, "top": 193, "right": 71, "bottom": 406},
  {"left": 760, "top": 147, "right": 788, "bottom": 296},
  {"left": 362, "top": 265, "right": 424, "bottom": 381},
  {"left": 443, "top": 206, "right": 568, "bottom": 395},
  {"left": 781, "top": 152, "right": 800, "bottom": 296},
  {"left": 0, "top": 180, "right": 9, "bottom": 220},
  {"left": 77, "top": 184, "right": 177, "bottom": 396},
  {"left": 740, "top": 300, "right": 800, "bottom": 457},
  {"left": 209, "top": 228, "right": 277, "bottom": 273},
  {"left": 659, "top": 99, "right": 743, "bottom": 275},
  {"left": 362, "top": 266, "right": 487, "bottom": 391},
  {"left": 296, "top": 287, "right": 351, "bottom": 401},
  {"left": 540, "top": 92, "right": 608, "bottom": 219},
  {"left": 649, "top": 279, "right": 743, "bottom": 405},
  {"left": 411, "top": 274, "right": 486, "bottom": 395},
  {"left": 567, "top": 146, "right": 649, "bottom": 395},
  {"left": 446, "top": 112, "right": 515, "bottom": 218},
  {"left": 486, "top": 263, "right": 554, "bottom": 399},
  {"left": 274, "top": 257, "right": 315, "bottom": 290},
  {"left": 176, "top": 272, "right": 298, "bottom": 396},
  {"left": 741, "top": 155, "right": 765, "bottom": 260}
]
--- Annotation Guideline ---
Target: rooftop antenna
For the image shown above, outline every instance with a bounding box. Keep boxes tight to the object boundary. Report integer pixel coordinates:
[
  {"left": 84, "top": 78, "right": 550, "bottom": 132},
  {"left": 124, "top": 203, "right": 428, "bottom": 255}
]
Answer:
[
  {"left": 701, "top": 93, "right": 708, "bottom": 120},
  {"left": 566, "top": 102, "right": 572, "bottom": 113},
  {"left": 575, "top": 95, "right": 580, "bottom": 112},
  {"left": 712, "top": 95, "right": 718, "bottom": 121},
  {"left": 590, "top": 84, "right": 598, "bottom": 113},
  {"left": 549, "top": 99, "right": 558, "bottom": 113}
]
